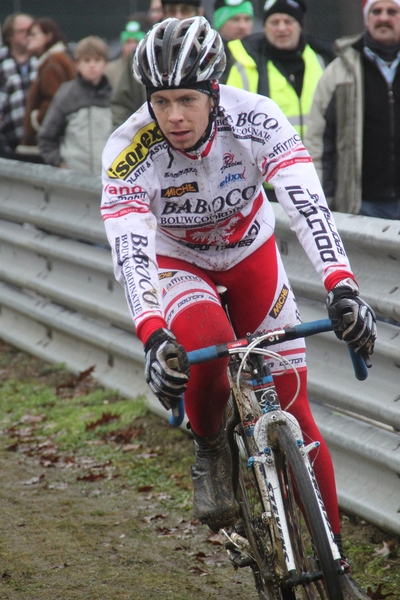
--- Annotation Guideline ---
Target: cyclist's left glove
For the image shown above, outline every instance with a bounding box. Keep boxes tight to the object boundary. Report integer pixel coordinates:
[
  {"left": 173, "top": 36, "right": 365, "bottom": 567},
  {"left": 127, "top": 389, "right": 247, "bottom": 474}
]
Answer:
[
  {"left": 326, "top": 279, "right": 377, "bottom": 356},
  {"left": 144, "top": 328, "right": 190, "bottom": 410}
]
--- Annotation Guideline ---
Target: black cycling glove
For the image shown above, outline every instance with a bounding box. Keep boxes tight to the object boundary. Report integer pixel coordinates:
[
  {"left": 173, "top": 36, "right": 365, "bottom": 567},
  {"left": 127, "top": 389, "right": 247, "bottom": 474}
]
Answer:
[
  {"left": 326, "top": 280, "right": 376, "bottom": 356},
  {"left": 144, "top": 328, "right": 190, "bottom": 410}
]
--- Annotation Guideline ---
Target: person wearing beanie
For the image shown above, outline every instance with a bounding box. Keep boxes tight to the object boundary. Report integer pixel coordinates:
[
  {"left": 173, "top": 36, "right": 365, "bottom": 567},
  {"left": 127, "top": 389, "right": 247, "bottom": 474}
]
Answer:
[
  {"left": 213, "top": 0, "right": 254, "bottom": 84},
  {"left": 213, "top": 0, "right": 253, "bottom": 42},
  {"left": 110, "top": 0, "right": 204, "bottom": 128},
  {"left": 226, "top": 0, "right": 333, "bottom": 143},
  {"left": 306, "top": 0, "right": 400, "bottom": 219},
  {"left": 105, "top": 21, "right": 145, "bottom": 89},
  {"left": 161, "top": 0, "right": 204, "bottom": 19},
  {"left": 225, "top": 0, "right": 333, "bottom": 200}
]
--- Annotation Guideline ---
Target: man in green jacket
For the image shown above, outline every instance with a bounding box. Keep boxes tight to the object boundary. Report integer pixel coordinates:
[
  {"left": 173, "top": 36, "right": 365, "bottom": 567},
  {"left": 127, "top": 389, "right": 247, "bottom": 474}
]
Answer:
[{"left": 226, "top": 0, "right": 333, "bottom": 141}]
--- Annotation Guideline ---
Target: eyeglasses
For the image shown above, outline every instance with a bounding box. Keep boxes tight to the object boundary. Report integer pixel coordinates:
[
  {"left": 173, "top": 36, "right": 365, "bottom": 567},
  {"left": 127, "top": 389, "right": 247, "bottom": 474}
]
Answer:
[
  {"left": 370, "top": 8, "right": 400, "bottom": 16},
  {"left": 163, "top": 4, "right": 197, "bottom": 17}
]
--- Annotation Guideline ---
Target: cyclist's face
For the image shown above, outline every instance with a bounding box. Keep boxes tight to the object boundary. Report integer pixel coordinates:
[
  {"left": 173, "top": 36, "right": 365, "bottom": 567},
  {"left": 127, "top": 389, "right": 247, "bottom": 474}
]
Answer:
[
  {"left": 367, "top": 1, "right": 400, "bottom": 45},
  {"left": 150, "top": 89, "right": 213, "bottom": 150}
]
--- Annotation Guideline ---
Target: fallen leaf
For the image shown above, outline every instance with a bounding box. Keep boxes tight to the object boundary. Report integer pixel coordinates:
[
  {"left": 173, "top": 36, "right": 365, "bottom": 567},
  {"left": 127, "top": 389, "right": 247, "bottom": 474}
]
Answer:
[
  {"left": 138, "top": 485, "right": 154, "bottom": 493},
  {"left": 85, "top": 412, "right": 120, "bottom": 431},
  {"left": 77, "top": 472, "right": 106, "bottom": 482},
  {"left": 21, "top": 474, "right": 45, "bottom": 485},
  {"left": 367, "top": 583, "right": 395, "bottom": 599},
  {"left": 143, "top": 514, "right": 167, "bottom": 523},
  {"left": 373, "top": 540, "right": 398, "bottom": 558},
  {"left": 122, "top": 443, "right": 141, "bottom": 452},
  {"left": 20, "top": 413, "right": 47, "bottom": 424}
]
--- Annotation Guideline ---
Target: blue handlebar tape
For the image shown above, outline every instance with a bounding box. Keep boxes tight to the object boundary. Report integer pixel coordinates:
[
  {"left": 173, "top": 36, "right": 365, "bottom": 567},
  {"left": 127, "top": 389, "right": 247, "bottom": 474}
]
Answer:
[
  {"left": 348, "top": 347, "right": 369, "bottom": 381},
  {"left": 290, "top": 319, "right": 333, "bottom": 337},
  {"left": 188, "top": 346, "right": 221, "bottom": 365},
  {"left": 169, "top": 399, "right": 185, "bottom": 427},
  {"left": 186, "top": 318, "right": 368, "bottom": 380}
]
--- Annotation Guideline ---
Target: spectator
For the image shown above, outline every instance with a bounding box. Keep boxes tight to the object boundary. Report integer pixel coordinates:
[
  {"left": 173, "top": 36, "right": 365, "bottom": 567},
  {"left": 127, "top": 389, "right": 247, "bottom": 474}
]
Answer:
[
  {"left": 213, "top": 0, "right": 253, "bottom": 42},
  {"left": 105, "top": 21, "right": 145, "bottom": 89},
  {"left": 162, "top": 0, "right": 204, "bottom": 18},
  {"left": 110, "top": 0, "right": 204, "bottom": 129},
  {"left": 226, "top": 0, "right": 333, "bottom": 141},
  {"left": 38, "top": 36, "right": 112, "bottom": 176},
  {"left": 306, "top": 0, "right": 400, "bottom": 220},
  {"left": 0, "top": 13, "right": 37, "bottom": 158},
  {"left": 148, "top": 0, "right": 165, "bottom": 24},
  {"left": 16, "top": 17, "right": 75, "bottom": 161},
  {"left": 213, "top": 0, "right": 254, "bottom": 84}
]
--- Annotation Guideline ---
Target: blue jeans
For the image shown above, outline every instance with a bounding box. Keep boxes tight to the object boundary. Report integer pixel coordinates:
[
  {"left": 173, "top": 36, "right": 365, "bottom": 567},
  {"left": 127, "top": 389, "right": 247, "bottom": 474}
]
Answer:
[{"left": 360, "top": 199, "right": 400, "bottom": 220}]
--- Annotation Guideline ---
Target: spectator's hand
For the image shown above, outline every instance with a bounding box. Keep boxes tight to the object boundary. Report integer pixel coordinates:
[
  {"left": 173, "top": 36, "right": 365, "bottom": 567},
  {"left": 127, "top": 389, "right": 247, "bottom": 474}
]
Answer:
[
  {"left": 326, "top": 281, "right": 376, "bottom": 356},
  {"left": 144, "top": 328, "right": 190, "bottom": 410}
]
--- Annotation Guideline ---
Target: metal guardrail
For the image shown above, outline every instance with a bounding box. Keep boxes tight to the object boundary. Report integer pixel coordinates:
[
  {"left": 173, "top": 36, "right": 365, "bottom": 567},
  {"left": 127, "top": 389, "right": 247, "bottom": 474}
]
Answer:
[{"left": 0, "top": 158, "right": 399, "bottom": 534}]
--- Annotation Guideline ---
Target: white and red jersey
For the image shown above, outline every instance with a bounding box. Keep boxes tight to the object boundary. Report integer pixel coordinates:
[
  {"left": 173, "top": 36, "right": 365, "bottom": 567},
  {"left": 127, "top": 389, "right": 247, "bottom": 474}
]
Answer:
[{"left": 101, "top": 85, "right": 353, "bottom": 331}]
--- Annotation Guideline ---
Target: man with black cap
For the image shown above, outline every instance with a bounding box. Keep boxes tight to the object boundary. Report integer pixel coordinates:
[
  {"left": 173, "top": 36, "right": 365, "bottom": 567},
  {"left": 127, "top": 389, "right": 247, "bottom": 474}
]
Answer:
[
  {"left": 226, "top": 0, "right": 333, "bottom": 141},
  {"left": 110, "top": 0, "right": 204, "bottom": 128}
]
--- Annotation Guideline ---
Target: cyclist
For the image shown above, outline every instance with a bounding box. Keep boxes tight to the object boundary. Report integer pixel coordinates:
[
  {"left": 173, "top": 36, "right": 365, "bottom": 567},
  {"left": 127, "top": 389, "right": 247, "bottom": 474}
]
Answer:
[{"left": 101, "top": 17, "right": 376, "bottom": 549}]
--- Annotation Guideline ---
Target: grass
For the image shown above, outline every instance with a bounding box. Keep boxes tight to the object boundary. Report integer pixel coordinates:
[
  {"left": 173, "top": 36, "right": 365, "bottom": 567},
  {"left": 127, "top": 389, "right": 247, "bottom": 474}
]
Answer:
[{"left": 0, "top": 341, "right": 399, "bottom": 599}]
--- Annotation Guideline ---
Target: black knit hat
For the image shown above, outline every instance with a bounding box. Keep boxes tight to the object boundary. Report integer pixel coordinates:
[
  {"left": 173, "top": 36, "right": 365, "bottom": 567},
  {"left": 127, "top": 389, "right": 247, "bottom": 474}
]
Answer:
[
  {"left": 162, "top": 0, "right": 201, "bottom": 6},
  {"left": 263, "top": 0, "right": 307, "bottom": 26}
]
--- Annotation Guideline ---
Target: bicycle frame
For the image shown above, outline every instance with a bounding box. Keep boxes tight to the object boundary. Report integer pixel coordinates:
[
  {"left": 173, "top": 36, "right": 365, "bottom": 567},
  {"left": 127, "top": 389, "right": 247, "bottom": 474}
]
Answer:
[
  {"left": 170, "top": 319, "right": 368, "bottom": 597},
  {"left": 224, "top": 333, "right": 342, "bottom": 582}
]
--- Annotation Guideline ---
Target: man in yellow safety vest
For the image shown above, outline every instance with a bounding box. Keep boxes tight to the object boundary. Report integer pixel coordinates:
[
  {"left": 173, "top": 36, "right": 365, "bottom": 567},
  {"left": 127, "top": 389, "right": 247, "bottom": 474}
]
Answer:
[{"left": 226, "top": 0, "right": 333, "bottom": 142}]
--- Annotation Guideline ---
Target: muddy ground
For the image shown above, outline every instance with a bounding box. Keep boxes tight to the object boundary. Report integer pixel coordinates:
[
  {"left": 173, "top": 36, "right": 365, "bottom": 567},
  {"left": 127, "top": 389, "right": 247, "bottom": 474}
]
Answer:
[{"left": 0, "top": 340, "right": 399, "bottom": 600}]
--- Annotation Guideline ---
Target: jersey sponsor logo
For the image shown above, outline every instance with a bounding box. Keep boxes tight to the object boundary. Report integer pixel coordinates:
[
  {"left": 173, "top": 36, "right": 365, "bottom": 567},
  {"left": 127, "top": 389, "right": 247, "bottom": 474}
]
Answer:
[
  {"left": 235, "top": 111, "right": 280, "bottom": 131},
  {"left": 219, "top": 168, "right": 246, "bottom": 188},
  {"left": 269, "top": 284, "right": 289, "bottom": 319},
  {"left": 164, "top": 167, "right": 198, "bottom": 178},
  {"left": 220, "top": 152, "right": 243, "bottom": 173},
  {"left": 266, "top": 156, "right": 312, "bottom": 181},
  {"left": 104, "top": 184, "right": 144, "bottom": 195},
  {"left": 107, "top": 123, "right": 163, "bottom": 180},
  {"left": 161, "top": 181, "right": 199, "bottom": 198},
  {"left": 268, "top": 134, "right": 302, "bottom": 158},
  {"left": 159, "top": 271, "right": 178, "bottom": 280},
  {"left": 285, "top": 185, "right": 343, "bottom": 263},
  {"left": 115, "top": 233, "right": 159, "bottom": 315},
  {"left": 102, "top": 205, "right": 149, "bottom": 220},
  {"left": 160, "top": 185, "right": 257, "bottom": 223}
]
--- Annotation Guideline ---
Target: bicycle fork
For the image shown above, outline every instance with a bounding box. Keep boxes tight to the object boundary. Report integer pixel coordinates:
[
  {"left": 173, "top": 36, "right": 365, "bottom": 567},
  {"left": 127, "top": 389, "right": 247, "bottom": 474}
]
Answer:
[{"left": 253, "top": 410, "right": 342, "bottom": 573}]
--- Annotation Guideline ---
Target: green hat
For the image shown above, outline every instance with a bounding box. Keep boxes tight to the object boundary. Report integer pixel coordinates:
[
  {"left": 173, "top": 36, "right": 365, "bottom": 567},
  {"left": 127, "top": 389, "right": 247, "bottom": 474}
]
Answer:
[
  {"left": 213, "top": 0, "right": 254, "bottom": 32},
  {"left": 120, "top": 21, "right": 145, "bottom": 44}
]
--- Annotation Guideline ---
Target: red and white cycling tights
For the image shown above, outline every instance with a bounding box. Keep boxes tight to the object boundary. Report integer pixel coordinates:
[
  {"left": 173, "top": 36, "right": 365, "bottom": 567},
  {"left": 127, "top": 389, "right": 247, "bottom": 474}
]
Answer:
[{"left": 155, "top": 236, "right": 340, "bottom": 533}]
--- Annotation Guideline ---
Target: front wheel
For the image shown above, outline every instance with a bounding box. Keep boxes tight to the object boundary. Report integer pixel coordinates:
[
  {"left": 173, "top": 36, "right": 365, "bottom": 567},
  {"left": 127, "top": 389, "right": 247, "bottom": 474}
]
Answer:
[{"left": 270, "top": 423, "right": 344, "bottom": 600}]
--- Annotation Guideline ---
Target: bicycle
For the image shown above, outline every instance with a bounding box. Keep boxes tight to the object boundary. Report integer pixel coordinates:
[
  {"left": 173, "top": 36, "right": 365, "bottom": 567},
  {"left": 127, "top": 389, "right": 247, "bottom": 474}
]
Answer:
[{"left": 170, "top": 318, "right": 368, "bottom": 600}]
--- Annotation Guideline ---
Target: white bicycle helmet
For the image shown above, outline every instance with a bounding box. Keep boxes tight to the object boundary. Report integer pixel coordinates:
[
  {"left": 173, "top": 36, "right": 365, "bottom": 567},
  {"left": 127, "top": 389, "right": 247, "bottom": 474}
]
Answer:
[{"left": 133, "top": 16, "right": 226, "bottom": 88}]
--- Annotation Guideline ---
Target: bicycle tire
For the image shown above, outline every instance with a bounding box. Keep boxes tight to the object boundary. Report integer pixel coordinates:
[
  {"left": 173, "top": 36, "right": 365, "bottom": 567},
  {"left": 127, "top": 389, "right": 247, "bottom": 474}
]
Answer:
[
  {"left": 270, "top": 423, "right": 344, "bottom": 600},
  {"left": 226, "top": 404, "right": 282, "bottom": 600}
]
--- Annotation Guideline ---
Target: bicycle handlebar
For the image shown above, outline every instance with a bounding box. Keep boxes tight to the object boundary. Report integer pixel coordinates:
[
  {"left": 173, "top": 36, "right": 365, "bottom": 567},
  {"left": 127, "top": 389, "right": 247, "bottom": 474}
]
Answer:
[
  {"left": 186, "top": 318, "right": 369, "bottom": 380},
  {"left": 169, "top": 319, "right": 369, "bottom": 427}
]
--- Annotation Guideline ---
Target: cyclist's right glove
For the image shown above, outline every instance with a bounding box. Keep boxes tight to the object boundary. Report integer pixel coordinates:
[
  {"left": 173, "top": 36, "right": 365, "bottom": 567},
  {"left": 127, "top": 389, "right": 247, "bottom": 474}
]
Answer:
[
  {"left": 325, "top": 279, "right": 377, "bottom": 356},
  {"left": 144, "top": 328, "right": 190, "bottom": 410}
]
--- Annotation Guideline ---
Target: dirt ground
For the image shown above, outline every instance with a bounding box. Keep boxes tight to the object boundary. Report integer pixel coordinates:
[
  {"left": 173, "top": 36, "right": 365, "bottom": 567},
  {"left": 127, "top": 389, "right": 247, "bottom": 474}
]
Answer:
[
  {"left": 0, "top": 418, "right": 258, "bottom": 600},
  {"left": 0, "top": 340, "right": 399, "bottom": 600}
]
